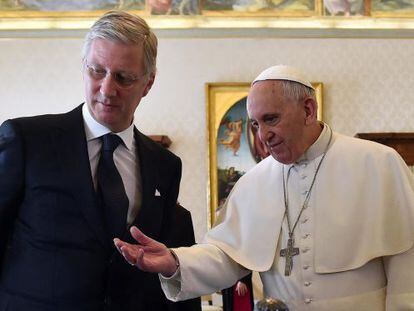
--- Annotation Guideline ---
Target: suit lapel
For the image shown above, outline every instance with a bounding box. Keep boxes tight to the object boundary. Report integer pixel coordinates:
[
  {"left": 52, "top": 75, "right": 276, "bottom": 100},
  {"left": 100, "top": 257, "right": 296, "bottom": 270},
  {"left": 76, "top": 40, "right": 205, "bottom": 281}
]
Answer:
[{"left": 52, "top": 105, "right": 108, "bottom": 247}]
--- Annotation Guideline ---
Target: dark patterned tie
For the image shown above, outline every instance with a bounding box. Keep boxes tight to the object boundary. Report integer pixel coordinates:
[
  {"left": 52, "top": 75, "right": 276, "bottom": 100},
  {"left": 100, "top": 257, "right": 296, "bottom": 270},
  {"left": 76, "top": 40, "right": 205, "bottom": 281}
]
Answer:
[{"left": 97, "top": 133, "right": 129, "bottom": 239}]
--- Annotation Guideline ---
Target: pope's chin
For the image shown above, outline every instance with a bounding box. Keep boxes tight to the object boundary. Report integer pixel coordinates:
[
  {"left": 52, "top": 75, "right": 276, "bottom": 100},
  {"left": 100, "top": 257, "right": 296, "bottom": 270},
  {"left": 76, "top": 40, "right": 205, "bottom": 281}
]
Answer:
[{"left": 268, "top": 144, "right": 283, "bottom": 156}]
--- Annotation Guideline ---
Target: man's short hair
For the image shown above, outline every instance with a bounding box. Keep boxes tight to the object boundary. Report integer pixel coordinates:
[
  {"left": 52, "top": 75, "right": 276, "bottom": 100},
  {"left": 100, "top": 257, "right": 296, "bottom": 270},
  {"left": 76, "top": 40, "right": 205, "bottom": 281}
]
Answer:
[
  {"left": 279, "top": 80, "right": 316, "bottom": 103},
  {"left": 82, "top": 10, "right": 157, "bottom": 76}
]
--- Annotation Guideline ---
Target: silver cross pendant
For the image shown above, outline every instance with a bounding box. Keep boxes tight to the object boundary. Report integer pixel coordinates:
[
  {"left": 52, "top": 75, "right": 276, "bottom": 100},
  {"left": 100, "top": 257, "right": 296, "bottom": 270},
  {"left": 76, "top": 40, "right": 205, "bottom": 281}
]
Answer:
[{"left": 280, "top": 237, "right": 300, "bottom": 276}]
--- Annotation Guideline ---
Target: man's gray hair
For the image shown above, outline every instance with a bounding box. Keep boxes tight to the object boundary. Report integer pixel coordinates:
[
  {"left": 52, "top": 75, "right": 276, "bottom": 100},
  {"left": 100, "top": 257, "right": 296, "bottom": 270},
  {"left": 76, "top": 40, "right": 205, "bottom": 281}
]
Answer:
[
  {"left": 82, "top": 10, "right": 157, "bottom": 76},
  {"left": 279, "top": 80, "right": 316, "bottom": 103}
]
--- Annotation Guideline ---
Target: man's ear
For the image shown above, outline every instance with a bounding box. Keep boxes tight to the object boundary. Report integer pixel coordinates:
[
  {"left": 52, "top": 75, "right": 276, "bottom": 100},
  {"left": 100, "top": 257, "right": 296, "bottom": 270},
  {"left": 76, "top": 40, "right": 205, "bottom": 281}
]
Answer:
[
  {"left": 142, "top": 73, "right": 155, "bottom": 97},
  {"left": 303, "top": 97, "right": 318, "bottom": 125}
]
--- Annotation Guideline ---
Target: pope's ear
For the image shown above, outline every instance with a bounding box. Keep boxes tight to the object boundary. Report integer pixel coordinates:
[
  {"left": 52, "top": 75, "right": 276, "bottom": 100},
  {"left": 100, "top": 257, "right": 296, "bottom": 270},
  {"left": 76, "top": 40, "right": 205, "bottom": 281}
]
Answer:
[
  {"left": 142, "top": 73, "right": 155, "bottom": 97},
  {"left": 303, "top": 97, "right": 318, "bottom": 125}
]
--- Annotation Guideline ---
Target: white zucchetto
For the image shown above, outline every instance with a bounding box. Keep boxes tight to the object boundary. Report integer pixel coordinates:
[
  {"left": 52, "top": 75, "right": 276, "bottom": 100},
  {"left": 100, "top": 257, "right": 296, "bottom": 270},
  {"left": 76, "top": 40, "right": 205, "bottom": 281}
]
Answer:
[{"left": 252, "top": 65, "right": 315, "bottom": 90}]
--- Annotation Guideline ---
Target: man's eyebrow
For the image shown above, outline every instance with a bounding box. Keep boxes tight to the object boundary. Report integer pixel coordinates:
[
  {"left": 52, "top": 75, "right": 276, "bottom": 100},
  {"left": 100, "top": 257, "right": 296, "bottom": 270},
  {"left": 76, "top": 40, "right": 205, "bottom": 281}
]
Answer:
[{"left": 262, "top": 113, "right": 279, "bottom": 119}]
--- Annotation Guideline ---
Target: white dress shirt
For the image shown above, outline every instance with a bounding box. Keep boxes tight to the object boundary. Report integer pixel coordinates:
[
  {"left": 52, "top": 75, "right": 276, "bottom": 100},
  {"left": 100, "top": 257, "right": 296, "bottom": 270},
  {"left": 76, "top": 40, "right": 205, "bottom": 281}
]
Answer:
[{"left": 82, "top": 103, "right": 142, "bottom": 225}]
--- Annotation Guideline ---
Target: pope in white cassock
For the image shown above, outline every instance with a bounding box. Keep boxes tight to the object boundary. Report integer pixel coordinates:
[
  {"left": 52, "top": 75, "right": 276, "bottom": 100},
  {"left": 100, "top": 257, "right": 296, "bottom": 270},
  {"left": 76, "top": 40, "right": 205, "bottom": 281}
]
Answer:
[{"left": 114, "top": 65, "right": 414, "bottom": 310}]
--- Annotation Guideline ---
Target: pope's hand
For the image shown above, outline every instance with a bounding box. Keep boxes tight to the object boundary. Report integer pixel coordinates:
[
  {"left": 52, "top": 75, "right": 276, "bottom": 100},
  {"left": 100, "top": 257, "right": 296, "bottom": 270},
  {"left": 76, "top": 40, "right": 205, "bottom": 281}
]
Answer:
[{"left": 114, "top": 226, "right": 178, "bottom": 277}]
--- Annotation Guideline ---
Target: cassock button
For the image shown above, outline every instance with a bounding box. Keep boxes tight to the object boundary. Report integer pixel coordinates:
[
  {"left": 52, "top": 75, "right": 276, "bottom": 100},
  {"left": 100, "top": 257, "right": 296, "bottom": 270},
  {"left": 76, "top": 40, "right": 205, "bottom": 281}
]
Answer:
[
  {"left": 302, "top": 233, "right": 310, "bottom": 239},
  {"left": 305, "top": 298, "right": 313, "bottom": 304},
  {"left": 301, "top": 218, "right": 309, "bottom": 224},
  {"left": 303, "top": 265, "right": 310, "bottom": 270},
  {"left": 304, "top": 281, "right": 312, "bottom": 287}
]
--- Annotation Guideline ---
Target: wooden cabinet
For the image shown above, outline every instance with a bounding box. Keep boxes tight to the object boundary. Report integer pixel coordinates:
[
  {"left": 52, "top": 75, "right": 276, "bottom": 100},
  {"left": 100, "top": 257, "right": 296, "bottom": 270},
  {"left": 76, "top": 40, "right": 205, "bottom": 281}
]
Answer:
[
  {"left": 355, "top": 133, "right": 414, "bottom": 166},
  {"left": 149, "top": 135, "right": 172, "bottom": 148}
]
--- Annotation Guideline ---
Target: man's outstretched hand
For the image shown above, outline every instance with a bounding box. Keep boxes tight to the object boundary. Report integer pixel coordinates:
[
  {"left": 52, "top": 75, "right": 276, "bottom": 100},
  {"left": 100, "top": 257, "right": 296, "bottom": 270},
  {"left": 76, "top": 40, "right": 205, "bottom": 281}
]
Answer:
[{"left": 114, "top": 226, "right": 178, "bottom": 277}]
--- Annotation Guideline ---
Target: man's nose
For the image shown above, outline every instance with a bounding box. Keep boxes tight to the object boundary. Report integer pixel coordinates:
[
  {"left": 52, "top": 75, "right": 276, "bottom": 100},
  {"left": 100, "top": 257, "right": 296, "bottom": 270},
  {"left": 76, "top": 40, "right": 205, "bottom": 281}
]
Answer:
[
  {"left": 99, "top": 74, "right": 117, "bottom": 97},
  {"left": 258, "top": 125, "right": 272, "bottom": 143}
]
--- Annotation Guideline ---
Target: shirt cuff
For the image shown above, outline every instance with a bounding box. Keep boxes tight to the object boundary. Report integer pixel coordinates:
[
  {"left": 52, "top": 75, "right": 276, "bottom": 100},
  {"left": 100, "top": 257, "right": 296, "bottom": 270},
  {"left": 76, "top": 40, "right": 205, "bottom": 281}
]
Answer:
[{"left": 159, "top": 268, "right": 182, "bottom": 301}]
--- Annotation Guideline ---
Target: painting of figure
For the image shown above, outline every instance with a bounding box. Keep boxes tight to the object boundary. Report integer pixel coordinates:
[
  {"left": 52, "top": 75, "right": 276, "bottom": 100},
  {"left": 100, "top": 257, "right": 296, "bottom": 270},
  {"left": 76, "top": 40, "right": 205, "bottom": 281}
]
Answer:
[
  {"left": 202, "top": 0, "right": 316, "bottom": 16},
  {"left": 323, "top": 0, "right": 365, "bottom": 15},
  {"left": 372, "top": 0, "right": 414, "bottom": 16},
  {"left": 149, "top": 0, "right": 199, "bottom": 15},
  {"left": 0, "top": 0, "right": 145, "bottom": 11},
  {"left": 219, "top": 117, "right": 244, "bottom": 156},
  {"left": 216, "top": 97, "right": 257, "bottom": 214}
]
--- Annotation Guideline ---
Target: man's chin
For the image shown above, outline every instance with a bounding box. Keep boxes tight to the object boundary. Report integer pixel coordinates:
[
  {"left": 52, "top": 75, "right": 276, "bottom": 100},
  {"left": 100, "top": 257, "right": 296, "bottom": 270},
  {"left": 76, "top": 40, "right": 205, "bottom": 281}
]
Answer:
[
  {"left": 95, "top": 114, "right": 120, "bottom": 130},
  {"left": 97, "top": 103, "right": 121, "bottom": 113}
]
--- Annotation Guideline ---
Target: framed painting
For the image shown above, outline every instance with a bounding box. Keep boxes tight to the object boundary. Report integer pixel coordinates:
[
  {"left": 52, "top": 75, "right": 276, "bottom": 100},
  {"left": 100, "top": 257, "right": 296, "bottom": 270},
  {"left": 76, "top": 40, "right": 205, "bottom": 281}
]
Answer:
[
  {"left": 0, "top": 1, "right": 145, "bottom": 28},
  {"left": 322, "top": 0, "right": 369, "bottom": 15},
  {"left": 206, "top": 82, "right": 323, "bottom": 227},
  {"left": 0, "top": 0, "right": 319, "bottom": 16},
  {"left": 1, "top": 1, "right": 414, "bottom": 28},
  {"left": 371, "top": 0, "right": 414, "bottom": 17},
  {"left": 0, "top": 0, "right": 200, "bottom": 17},
  {"left": 201, "top": 0, "right": 322, "bottom": 17},
  {"left": 0, "top": 1, "right": 145, "bottom": 13}
]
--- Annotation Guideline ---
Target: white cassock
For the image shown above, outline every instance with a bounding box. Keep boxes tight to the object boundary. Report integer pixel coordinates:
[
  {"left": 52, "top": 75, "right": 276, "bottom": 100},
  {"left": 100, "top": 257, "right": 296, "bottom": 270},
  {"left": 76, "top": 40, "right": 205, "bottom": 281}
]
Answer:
[{"left": 161, "top": 124, "right": 414, "bottom": 310}]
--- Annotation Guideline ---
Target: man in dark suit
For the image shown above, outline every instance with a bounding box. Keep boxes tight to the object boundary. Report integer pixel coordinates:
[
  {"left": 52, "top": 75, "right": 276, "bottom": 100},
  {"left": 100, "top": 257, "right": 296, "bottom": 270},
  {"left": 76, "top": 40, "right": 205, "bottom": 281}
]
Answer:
[{"left": 0, "top": 10, "right": 200, "bottom": 311}]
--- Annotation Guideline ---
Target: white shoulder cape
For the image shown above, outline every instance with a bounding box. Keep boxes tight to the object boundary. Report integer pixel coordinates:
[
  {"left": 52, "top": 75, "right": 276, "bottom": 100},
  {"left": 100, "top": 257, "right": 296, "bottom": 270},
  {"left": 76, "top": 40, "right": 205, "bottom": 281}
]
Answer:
[{"left": 205, "top": 133, "right": 414, "bottom": 273}]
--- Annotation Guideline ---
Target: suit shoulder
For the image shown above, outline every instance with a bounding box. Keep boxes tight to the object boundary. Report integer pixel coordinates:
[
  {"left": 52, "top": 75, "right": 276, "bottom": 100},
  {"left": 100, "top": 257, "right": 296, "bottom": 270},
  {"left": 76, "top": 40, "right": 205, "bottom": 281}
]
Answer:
[{"left": 5, "top": 106, "right": 82, "bottom": 133}]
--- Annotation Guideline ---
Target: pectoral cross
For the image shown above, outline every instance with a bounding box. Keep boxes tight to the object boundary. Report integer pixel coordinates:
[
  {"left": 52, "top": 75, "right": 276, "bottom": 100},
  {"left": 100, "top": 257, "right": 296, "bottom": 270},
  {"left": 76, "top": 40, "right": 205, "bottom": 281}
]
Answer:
[{"left": 280, "top": 237, "right": 299, "bottom": 276}]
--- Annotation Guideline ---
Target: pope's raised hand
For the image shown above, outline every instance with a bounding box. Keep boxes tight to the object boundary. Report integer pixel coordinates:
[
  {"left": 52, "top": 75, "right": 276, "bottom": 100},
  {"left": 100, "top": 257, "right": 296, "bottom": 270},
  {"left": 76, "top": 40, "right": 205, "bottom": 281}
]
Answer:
[{"left": 114, "top": 226, "right": 178, "bottom": 277}]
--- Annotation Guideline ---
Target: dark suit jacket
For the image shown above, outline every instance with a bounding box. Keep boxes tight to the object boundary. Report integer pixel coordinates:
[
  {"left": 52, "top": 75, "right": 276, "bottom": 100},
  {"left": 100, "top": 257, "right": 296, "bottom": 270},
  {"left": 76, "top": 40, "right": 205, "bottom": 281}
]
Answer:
[{"left": 0, "top": 105, "right": 199, "bottom": 311}]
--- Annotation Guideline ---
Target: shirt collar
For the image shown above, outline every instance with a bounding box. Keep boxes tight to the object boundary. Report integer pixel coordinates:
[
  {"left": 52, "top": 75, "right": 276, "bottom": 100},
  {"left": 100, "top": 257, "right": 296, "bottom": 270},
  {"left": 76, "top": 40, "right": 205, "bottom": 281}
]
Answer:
[
  {"left": 82, "top": 103, "right": 134, "bottom": 150},
  {"left": 294, "top": 122, "right": 332, "bottom": 165}
]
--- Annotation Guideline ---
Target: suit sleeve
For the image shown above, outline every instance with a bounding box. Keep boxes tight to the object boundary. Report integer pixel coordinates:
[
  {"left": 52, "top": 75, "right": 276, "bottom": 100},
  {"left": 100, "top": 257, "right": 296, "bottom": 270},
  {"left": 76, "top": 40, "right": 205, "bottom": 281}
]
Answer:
[
  {"left": 0, "top": 120, "right": 24, "bottom": 266},
  {"left": 384, "top": 244, "right": 414, "bottom": 309}
]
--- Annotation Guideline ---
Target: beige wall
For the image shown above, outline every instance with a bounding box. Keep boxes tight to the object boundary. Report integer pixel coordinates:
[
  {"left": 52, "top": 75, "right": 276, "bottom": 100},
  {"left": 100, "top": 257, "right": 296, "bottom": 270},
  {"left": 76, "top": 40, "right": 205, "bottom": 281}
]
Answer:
[{"left": 1, "top": 35, "right": 414, "bottom": 241}]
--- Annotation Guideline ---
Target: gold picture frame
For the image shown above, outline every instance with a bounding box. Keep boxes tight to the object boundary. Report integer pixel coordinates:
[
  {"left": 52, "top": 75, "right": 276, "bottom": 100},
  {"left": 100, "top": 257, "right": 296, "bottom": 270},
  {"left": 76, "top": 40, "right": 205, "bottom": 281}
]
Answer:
[
  {"left": 206, "top": 82, "right": 323, "bottom": 227},
  {"left": 0, "top": 0, "right": 320, "bottom": 19},
  {"left": 2, "top": 5, "right": 414, "bottom": 31},
  {"left": 201, "top": 0, "right": 322, "bottom": 17}
]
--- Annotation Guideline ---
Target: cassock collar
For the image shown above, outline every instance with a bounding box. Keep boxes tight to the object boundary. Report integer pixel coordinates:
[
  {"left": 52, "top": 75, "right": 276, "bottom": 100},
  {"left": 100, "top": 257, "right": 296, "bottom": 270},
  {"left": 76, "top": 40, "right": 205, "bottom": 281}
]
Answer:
[
  {"left": 292, "top": 122, "right": 331, "bottom": 166},
  {"left": 82, "top": 103, "right": 134, "bottom": 150}
]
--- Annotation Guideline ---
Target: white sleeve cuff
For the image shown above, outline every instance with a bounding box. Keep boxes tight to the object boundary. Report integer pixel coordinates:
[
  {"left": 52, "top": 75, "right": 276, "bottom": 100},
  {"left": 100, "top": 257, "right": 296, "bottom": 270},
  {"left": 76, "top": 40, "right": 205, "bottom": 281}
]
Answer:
[{"left": 159, "top": 267, "right": 182, "bottom": 301}]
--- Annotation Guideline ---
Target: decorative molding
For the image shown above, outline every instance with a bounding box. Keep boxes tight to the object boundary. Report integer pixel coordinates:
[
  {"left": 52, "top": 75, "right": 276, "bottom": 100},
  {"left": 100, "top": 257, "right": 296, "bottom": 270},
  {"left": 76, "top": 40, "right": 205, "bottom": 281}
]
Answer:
[{"left": 3, "top": 16, "right": 414, "bottom": 37}]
